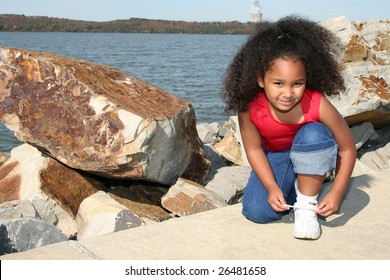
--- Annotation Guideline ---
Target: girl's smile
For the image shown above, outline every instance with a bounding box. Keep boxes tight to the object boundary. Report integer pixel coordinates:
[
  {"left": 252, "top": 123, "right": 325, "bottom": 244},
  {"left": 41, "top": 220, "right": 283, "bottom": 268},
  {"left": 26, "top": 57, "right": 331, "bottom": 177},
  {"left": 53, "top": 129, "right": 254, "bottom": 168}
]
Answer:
[{"left": 257, "top": 57, "right": 307, "bottom": 116}]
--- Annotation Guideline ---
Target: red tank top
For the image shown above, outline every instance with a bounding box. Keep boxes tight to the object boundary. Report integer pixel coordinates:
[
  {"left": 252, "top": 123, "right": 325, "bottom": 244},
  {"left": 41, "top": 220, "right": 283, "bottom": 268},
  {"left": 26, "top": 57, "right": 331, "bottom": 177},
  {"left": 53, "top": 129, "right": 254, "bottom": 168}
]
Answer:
[{"left": 249, "top": 89, "right": 322, "bottom": 152}]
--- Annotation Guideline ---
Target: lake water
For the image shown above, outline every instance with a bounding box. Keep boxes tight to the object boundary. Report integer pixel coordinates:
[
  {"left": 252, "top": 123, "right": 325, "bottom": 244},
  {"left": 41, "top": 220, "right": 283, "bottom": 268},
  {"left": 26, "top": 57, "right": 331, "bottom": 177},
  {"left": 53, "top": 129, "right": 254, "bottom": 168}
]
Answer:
[{"left": 0, "top": 32, "right": 248, "bottom": 152}]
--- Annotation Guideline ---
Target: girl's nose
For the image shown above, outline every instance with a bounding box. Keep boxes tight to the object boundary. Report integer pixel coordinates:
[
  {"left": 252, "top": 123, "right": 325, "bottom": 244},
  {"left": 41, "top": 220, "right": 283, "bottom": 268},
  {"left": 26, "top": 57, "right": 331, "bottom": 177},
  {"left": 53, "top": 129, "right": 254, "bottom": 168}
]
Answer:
[{"left": 283, "top": 87, "right": 294, "bottom": 98}]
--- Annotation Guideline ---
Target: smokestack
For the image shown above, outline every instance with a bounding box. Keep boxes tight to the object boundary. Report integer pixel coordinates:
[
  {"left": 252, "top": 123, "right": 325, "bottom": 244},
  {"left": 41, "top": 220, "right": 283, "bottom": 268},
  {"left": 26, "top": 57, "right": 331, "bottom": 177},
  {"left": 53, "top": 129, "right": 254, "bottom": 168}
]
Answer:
[{"left": 250, "top": 0, "right": 262, "bottom": 22}]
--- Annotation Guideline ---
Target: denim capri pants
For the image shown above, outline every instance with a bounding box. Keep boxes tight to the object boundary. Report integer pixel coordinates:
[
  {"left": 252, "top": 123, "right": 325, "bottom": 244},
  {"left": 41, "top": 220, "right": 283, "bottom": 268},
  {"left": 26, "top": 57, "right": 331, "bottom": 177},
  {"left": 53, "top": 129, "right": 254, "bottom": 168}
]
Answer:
[{"left": 242, "top": 122, "right": 338, "bottom": 223}]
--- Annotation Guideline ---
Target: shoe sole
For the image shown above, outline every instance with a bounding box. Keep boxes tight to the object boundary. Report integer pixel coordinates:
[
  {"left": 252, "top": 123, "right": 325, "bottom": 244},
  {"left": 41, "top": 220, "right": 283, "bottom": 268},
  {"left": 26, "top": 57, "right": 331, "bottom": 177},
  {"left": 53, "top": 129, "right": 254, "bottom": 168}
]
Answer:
[{"left": 293, "top": 231, "right": 321, "bottom": 240}]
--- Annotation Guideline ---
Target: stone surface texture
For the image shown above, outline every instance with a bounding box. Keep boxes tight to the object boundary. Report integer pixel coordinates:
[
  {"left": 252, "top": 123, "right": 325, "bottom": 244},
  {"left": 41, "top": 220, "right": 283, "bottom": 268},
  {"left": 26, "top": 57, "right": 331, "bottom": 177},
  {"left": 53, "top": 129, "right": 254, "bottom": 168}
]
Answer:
[{"left": 321, "top": 17, "right": 390, "bottom": 128}]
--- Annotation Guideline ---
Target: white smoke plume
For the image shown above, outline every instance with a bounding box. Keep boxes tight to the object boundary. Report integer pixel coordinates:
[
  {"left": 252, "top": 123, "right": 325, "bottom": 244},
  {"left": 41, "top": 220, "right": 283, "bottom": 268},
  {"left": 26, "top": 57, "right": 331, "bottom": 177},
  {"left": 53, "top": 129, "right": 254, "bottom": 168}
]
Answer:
[{"left": 250, "top": 0, "right": 261, "bottom": 14}]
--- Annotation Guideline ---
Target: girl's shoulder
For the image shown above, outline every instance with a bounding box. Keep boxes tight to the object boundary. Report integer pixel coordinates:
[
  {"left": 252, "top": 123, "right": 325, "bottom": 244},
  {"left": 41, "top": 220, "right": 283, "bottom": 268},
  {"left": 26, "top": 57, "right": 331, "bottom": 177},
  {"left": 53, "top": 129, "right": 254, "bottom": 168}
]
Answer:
[
  {"left": 301, "top": 88, "right": 323, "bottom": 107},
  {"left": 302, "top": 88, "right": 323, "bottom": 120},
  {"left": 303, "top": 88, "right": 323, "bottom": 99},
  {"left": 249, "top": 92, "right": 267, "bottom": 106},
  {"left": 248, "top": 92, "right": 268, "bottom": 123}
]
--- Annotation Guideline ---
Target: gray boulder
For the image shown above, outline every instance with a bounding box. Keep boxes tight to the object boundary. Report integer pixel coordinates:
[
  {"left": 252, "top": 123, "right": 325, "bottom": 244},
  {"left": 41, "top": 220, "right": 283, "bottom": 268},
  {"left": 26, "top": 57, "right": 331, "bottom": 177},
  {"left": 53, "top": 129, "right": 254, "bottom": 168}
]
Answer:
[{"left": 0, "top": 218, "right": 67, "bottom": 255}]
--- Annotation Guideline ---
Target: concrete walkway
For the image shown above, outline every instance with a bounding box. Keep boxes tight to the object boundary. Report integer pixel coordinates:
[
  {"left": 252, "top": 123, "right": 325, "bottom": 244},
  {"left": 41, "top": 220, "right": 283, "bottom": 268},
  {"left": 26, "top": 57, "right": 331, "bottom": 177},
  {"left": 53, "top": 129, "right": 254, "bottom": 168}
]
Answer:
[{"left": 1, "top": 160, "right": 390, "bottom": 260}]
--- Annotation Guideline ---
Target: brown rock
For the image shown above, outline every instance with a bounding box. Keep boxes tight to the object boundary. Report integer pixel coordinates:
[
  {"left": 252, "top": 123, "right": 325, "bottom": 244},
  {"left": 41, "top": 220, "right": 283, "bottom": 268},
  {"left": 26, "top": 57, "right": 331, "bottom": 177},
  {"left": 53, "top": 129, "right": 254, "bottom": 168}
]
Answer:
[
  {"left": 0, "top": 47, "right": 210, "bottom": 185},
  {"left": 342, "top": 34, "right": 371, "bottom": 63},
  {"left": 161, "top": 178, "right": 228, "bottom": 216},
  {"left": 108, "top": 185, "right": 171, "bottom": 222},
  {"left": 39, "top": 159, "right": 102, "bottom": 217},
  {"left": 213, "top": 129, "right": 244, "bottom": 166},
  {"left": 0, "top": 162, "right": 21, "bottom": 203}
]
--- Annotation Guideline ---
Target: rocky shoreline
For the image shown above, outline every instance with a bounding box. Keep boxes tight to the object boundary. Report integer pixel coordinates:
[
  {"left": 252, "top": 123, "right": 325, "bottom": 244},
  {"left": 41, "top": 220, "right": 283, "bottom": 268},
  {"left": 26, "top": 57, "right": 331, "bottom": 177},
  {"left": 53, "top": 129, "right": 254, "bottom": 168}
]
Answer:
[{"left": 0, "top": 16, "right": 389, "bottom": 256}]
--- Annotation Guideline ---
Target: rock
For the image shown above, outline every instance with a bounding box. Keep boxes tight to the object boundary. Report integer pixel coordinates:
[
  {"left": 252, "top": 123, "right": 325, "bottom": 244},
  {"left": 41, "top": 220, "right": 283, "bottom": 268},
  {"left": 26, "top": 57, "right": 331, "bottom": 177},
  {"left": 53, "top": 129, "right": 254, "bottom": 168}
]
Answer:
[
  {"left": 208, "top": 122, "right": 220, "bottom": 135},
  {"left": 360, "top": 142, "right": 390, "bottom": 171},
  {"left": 0, "top": 152, "right": 9, "bottom": 166},
  {"left": 108, "top": 185, "right": 171, "bottom": 222},
  {"left": 197, "top": 117, "right": 250, "bottom": 169},
  {"left": 0, "top": 200, "right": 39, "bottom": 220},
  {"left": 161, "top": 178, "right": 228, "bottom": 216},
  {"left": 321, "top": 17, "right": 390, "bottom": 128},
  {"left": 50, "top": 204, "right": 77, "bottom": 239},
  {"left": 0, "top": 198, "right": 77, "bottom": 238},
  {"left": 203, "top": 144, "right": 227, "bottom": 184},
  {"left": 196, "top": 123, "right": 219, "bottom": 144},
  {"left": 0, "top": 144, "right": 102, "bottom": 218},
  {"left": 0, "top": 218, "right": 67, "bottom": 256},
  {"left": 205, "top": 166, "right": 251, "bottom": 204},
  {"left": 0, "top": 144, "right": 49, "bottom": 203},
  {"left": 30, "top": 197, "right": 77, "bottom": 238},
  {"left": 39, "top": 156, "right": 103, "bottom": 217},
  {"left": 217, "top": 125, "right": 230, "bottom": 138},
  {"left": 350, "top": 122, "right": 376, "bottom": 150},
  {"left": 0, "top": 47, "right": 210, "bottom": 185},
  {"left": 0, "top": 198, "right": 59, "bottom": 229},
  {"left": 76, "top": 191, "right": 144, "bottom": 240},
  {"left": 213, "top": 129, "right": 244, "bottom": 166},
  {"left": 229, "top": 116, "right": 250, "bottom": 167},
  {"left": 29, "top": 197, "right": 57, "bottom": 224},
  {"left": 375, "top": 126, "right": 390, "bottom": 146}
]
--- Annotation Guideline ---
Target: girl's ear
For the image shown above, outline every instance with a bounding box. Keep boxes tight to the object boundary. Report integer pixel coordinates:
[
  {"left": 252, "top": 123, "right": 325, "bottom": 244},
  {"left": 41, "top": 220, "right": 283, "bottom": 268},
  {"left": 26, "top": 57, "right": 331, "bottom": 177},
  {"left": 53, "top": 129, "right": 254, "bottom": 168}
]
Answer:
[{"left": 257, "top": 74, "right": 265, "bottom": 88}]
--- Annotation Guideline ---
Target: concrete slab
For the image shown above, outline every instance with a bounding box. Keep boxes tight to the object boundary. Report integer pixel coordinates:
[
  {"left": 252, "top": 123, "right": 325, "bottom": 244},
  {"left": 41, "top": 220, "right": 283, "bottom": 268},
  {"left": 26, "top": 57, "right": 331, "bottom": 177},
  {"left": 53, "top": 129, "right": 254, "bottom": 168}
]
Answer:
[{"left": 0, "top": 240, "right": 95, "bottom": 260}]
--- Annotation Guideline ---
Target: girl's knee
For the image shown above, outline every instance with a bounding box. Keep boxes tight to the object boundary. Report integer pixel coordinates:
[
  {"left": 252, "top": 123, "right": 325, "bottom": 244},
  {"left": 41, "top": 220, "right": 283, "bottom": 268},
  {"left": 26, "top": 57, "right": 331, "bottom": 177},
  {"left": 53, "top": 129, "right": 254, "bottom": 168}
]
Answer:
[
  {"left": 290, "top": 122, "right": 338, "bottom": 175},
  {"left": 242, "top": 204, "right": 281, "bottom": 224},
  {"left": 293, "top": 122, "right": 335, "bottom": 146}
]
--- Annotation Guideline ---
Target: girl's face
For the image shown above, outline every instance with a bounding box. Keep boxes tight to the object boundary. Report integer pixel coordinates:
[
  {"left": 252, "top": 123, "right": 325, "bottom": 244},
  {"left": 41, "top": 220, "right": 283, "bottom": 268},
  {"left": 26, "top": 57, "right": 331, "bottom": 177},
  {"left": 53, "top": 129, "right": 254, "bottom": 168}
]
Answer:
[{"left": 257, "top": 57, "right": 306, "bottom": 113}]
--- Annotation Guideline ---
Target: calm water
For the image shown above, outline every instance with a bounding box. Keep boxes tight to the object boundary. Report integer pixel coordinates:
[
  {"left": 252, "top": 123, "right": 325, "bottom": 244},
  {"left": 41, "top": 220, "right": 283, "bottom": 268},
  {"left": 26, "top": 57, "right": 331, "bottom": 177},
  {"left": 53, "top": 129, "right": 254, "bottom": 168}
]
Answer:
[{"left": 0, "top": 32, "right": 247, "bottom": 152}]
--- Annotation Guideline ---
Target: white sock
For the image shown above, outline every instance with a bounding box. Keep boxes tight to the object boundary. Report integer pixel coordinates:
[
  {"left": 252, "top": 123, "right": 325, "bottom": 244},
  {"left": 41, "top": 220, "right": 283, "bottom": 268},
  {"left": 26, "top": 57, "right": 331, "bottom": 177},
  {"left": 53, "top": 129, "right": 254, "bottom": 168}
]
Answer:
[{"left": 295, "top": 180, "right": 318, "bottom": 204}]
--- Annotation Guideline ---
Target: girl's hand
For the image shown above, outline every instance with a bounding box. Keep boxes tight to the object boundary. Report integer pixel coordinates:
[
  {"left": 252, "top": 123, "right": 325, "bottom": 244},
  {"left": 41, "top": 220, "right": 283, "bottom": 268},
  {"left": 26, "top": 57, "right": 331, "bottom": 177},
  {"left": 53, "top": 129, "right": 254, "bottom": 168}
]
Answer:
[
  {"left": 316, "top": 190, "right": 342, "bottom": 217},
  {"left": 268, "top": 187, "right": 289, "bottom": 212}
]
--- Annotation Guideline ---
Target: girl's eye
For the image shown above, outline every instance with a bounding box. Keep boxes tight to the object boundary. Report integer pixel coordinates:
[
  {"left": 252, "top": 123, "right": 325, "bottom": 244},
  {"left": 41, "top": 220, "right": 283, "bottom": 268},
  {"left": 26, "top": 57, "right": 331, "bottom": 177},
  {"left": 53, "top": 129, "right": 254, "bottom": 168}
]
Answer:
[{"left": 274, "top": 82, "right": 283, "bottom": 86}]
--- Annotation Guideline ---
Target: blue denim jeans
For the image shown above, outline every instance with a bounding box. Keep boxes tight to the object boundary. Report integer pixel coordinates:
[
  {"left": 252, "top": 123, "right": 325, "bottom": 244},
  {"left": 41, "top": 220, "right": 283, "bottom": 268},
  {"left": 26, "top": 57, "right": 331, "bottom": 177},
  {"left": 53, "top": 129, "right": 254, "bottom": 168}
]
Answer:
[{"left": 242, "top": 122, "right": 338, "bottom": 223}]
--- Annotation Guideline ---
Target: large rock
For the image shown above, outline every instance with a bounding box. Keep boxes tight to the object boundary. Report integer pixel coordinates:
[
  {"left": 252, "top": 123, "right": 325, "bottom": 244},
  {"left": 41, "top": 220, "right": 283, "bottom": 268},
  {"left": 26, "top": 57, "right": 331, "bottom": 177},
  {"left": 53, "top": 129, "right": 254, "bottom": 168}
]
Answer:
[
  {"left": 321, "top": 17, "right": 390, "bottom": 128},
  {"left": 0, "top": 47, "right": 210, "bottom": 185}
]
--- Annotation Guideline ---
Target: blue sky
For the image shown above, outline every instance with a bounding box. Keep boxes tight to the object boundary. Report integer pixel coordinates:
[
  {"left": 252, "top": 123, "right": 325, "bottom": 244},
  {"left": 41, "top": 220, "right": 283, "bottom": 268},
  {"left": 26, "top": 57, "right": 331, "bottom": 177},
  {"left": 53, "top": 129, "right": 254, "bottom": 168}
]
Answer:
[{"left": 1, "top": 0, "right": 389, "bottom": 22}]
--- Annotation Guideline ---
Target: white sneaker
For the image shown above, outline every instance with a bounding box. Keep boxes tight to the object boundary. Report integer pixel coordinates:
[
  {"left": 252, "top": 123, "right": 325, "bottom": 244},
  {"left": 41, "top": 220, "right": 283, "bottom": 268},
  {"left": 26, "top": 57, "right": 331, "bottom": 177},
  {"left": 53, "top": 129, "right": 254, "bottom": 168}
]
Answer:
[{"left": 293, "top": 201, "right": 321, "bottom": 240}]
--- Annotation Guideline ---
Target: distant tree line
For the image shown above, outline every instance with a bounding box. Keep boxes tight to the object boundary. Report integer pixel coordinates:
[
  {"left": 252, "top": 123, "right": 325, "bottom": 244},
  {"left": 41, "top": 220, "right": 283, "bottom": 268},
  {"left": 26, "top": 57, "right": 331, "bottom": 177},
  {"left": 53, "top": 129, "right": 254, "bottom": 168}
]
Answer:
[{"left": 0, "top": 14, "right": 256, "bottom": 34}]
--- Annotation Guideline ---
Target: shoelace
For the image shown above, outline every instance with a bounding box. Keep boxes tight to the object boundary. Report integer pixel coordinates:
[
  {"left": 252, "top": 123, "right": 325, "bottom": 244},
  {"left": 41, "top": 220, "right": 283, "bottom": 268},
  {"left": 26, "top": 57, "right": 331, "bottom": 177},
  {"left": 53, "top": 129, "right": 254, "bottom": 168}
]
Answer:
[{"left": 284, "top": 203, "right": 318, "bottom": 211}]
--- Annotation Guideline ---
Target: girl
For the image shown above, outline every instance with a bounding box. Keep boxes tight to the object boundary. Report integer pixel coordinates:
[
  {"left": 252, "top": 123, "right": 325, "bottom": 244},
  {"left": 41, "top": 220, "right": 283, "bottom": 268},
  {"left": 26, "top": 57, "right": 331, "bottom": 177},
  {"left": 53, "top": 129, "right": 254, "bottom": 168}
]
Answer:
[{"left": 221, "top": 16, "right": 356, "bottom": 239}]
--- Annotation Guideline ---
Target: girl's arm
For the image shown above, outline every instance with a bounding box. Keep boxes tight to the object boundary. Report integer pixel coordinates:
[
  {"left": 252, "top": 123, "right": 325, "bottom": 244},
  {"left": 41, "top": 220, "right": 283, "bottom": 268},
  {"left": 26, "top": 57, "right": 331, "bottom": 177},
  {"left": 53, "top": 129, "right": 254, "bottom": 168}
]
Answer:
[
  {"left": 318, "top": 96, "right": 357, "bottom": 216},
  {"left": 238, "top": 110, "right": 288, "bottom": 212}
]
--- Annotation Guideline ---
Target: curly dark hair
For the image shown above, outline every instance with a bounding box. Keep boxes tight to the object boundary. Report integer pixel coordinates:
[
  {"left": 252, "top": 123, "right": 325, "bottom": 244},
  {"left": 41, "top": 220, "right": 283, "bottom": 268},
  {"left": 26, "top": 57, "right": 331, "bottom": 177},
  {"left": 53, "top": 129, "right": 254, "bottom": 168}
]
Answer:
[{"left": 221, "top": 15, "right": 345, "bottom": 113}]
